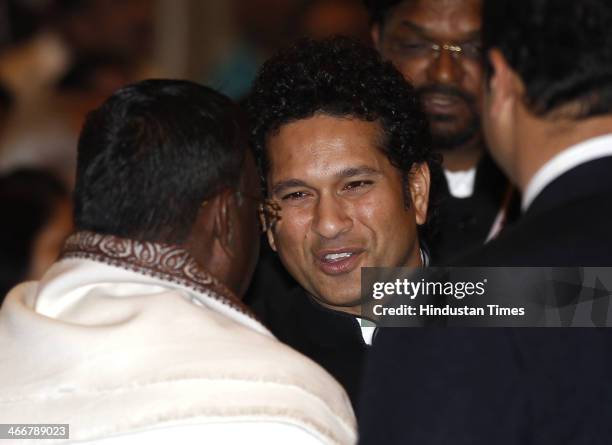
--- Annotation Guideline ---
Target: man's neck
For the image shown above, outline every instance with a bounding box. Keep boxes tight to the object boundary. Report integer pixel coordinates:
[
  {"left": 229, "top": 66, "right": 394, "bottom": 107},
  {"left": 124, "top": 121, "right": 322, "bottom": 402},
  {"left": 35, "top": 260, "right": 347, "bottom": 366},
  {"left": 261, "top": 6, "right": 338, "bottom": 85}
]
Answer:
[
  {"left": 438, "top": 136, "right": 484, "bottom": 172},
  {"left": 316, "top": 300, "right": 362, "bottom": 316},
  {"left": 516, "top": 113, "right": 612, "bottom": 191}
]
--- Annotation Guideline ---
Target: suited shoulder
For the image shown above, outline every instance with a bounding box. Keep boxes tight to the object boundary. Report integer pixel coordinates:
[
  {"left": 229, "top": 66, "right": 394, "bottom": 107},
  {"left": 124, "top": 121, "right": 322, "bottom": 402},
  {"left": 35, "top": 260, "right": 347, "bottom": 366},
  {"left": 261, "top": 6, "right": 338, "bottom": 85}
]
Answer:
[{"left": 459, "top": 191, "right": 612, "bottom": 267}]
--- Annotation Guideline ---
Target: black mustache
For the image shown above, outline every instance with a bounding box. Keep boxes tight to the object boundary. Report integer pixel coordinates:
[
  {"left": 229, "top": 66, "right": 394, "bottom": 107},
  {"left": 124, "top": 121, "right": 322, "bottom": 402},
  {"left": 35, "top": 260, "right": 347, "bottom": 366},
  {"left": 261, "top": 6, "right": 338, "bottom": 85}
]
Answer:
[{"left": 417, "top": 84, "right": 476, "bottom": 107}]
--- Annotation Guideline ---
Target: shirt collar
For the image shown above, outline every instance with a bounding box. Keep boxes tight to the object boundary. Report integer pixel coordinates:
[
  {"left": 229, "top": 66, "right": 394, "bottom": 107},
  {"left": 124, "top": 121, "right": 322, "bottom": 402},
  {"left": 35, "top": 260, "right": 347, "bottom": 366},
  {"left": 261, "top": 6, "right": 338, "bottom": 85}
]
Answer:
[
  {"left": 353, "top": 248, "right": 428, "bottom": 346},
  {"left": 443, "top": 167, "right": 477, "bottom": 199},
  {"left": 522, "top": 133, "right": 612, "bottom": 211},
  {"left": 60, "top": 231, "right": 257, "bottom": 321}
]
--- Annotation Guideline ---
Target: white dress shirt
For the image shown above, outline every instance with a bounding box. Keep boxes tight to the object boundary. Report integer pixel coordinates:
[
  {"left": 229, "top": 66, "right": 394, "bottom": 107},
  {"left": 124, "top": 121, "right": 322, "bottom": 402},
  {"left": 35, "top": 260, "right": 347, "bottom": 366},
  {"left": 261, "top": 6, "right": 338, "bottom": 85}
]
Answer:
[
  {"left": 522, "top": 133, "right": 612, "bottom": 211},
  {"left": 444, "top": 167, "right": 478, "bottom": 198}
]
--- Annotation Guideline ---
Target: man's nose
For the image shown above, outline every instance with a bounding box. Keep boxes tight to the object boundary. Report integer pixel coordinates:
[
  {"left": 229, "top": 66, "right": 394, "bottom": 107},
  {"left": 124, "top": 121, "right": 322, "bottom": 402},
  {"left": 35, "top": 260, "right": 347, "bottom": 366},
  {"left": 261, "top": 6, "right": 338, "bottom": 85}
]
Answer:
[
  {"left": 311, "top": 194, "right": 353, "bottom": 239},
  {"left": 426, "top": 48, "right": 464, "bottom": 85}
]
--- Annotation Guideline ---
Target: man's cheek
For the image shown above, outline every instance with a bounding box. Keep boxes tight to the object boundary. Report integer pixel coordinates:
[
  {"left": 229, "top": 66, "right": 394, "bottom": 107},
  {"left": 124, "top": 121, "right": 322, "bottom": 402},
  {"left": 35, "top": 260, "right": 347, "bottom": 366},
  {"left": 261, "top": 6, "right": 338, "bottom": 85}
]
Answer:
[
  {"left": 274, "top": 219, "right": 306, "bottom": 258},
  {"left": 353, "top": 205, "right": 390, "bottom": 243},
  {"left": 465, "top": 70, "right": 484, "bottom": 105}
]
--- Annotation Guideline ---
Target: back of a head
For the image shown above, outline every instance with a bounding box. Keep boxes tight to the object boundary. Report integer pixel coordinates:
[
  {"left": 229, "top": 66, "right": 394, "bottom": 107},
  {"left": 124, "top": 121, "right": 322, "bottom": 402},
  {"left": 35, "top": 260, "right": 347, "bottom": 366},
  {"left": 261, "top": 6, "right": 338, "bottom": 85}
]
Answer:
[
  {"left": 483, "top": 0, "right": 612, "bottom": 118},
  {"left": 74, "top": 79, "right": 245, "bottom": 244}
]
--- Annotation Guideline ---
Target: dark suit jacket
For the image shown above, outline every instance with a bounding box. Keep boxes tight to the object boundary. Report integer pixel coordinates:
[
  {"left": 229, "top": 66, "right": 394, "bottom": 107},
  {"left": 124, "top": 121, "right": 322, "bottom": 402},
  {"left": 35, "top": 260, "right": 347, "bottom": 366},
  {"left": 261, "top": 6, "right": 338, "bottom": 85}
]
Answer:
[
  {"left": 252, "top": 286, "right": 369, "bottom": 411},
  {"left": 359, "top": 156, "right": 612, "bottom": 445},
  {"left": 429, "top": 153, "right": 520, "bottom": 264}
]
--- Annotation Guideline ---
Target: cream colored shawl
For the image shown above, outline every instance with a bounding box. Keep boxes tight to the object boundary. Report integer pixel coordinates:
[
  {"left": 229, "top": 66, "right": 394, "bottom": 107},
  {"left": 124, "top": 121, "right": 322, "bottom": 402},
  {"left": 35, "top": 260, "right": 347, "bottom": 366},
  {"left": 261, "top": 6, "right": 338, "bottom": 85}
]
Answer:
[{"left": 0, "top": 232, "right": 356, "bottom": 444}]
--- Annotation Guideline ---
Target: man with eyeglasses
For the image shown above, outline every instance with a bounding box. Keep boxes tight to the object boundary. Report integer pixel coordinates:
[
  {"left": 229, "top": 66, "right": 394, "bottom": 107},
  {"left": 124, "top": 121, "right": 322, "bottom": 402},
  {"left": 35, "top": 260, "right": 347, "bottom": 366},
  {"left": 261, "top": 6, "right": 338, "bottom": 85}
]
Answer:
[
  {"left": 360, "top": 1, "right": 612, "bottom": 443},
  {"left": 366, "top": 0, "right": 519, "bottom": 264}
]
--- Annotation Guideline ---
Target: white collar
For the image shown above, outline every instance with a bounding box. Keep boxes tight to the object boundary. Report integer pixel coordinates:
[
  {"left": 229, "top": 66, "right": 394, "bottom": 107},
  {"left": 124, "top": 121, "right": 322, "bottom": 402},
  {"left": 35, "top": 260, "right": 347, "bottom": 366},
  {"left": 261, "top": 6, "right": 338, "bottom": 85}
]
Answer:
[
  {"left": 352, "top": 249, "right": 428, "bottom": 346},
  {"left": 522, "top": 133, "right": 612, "bottom": 211},
  {"left": 443, "top": 167, "right": 477, "bottom": 198},
  {"left": 355, "top": 317, "right": 375, "bottom": 346}
]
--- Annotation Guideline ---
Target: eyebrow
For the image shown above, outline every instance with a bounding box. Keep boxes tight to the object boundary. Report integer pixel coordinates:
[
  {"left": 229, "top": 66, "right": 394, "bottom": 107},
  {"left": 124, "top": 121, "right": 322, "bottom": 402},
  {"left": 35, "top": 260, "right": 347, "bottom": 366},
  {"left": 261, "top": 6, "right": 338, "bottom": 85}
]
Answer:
[
  {"left": 337, "top": 166, "right": 381, "bottom": 178},
  {"left": 271, "top": 166, "right": 381, "bottom": 196},
  {"left": 272, "top": 179, "right": 310, "bottom": 197},
  {"left": 398, "top": 20, "right": 481, "bottom": 41},
  {"left": 398, "top": 20, "right": 428, "bottom": 36}
]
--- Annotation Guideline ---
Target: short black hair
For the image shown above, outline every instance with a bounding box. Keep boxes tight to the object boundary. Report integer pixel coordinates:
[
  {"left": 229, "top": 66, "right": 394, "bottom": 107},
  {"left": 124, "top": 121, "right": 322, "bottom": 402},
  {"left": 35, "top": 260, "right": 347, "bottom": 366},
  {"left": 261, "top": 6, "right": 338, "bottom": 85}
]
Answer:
[
  {"left": 74, "top": 79, "right": 245, "bottom": 244},
  {"left": 247, "top": 36, "right": 440, "bottom": 227},
  {"left": 363, "top": 0, "right": 405, "bottom": 26},
  {"left": 483, "top": 0, "right": 612, "bottom": 118},
  {"left": 248, "top": 37, "right": 437, "bottom": 186},
  {"left": 0, "top": 169, "right": 68, "bottom": 299}
]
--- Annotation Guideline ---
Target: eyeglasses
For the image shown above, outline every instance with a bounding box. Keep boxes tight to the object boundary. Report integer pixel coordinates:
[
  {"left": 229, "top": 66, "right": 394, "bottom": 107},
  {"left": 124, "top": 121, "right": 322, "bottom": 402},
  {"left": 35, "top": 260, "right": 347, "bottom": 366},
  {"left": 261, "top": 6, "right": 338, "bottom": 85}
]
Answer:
[
  {"left": 390, "top": 39, "right": 483, "bottom": 62},
  {"left": 431, "top": 42, "right": 482, "bottom": 60}
]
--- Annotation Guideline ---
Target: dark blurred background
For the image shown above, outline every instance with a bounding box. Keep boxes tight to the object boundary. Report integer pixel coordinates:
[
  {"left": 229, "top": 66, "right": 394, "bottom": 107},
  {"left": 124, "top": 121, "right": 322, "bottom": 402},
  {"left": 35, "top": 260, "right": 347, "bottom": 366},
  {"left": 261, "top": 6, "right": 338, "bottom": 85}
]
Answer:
[{"left": 0, "top": 0, "right": 370, "bottom": 184}]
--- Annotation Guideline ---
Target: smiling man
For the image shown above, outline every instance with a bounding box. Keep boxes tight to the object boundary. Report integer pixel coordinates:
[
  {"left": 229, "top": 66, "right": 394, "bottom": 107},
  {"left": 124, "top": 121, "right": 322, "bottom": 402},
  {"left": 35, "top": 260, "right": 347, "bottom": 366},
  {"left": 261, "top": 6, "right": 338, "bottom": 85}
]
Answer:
[
  {"left": 247, "top": 37, "right": 438, "bottom": 407},
  {"left": 265, "top": 115, "right": 427, "bottom": 314},
  {"left": 366, "top": 0, "right": 518, "bottom": 263}
]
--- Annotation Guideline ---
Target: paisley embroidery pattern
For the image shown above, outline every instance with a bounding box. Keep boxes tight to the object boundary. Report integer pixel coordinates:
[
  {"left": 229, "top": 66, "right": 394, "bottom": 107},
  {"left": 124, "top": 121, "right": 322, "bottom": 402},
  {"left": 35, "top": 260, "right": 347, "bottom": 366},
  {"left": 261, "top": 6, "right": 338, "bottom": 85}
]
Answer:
[{"left": 61, "top": 231, "right": 254, "bottom": 318}]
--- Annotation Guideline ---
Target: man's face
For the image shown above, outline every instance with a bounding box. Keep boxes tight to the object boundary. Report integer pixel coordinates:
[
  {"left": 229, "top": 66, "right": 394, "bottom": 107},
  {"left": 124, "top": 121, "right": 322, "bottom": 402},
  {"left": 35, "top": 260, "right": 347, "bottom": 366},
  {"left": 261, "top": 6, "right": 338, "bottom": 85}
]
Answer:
[
  {"left": 375, "top": 0, "right": 483, "bottom": 150},
  {"left": 265, "top": 115, "right": 428, "bottom": 314}
]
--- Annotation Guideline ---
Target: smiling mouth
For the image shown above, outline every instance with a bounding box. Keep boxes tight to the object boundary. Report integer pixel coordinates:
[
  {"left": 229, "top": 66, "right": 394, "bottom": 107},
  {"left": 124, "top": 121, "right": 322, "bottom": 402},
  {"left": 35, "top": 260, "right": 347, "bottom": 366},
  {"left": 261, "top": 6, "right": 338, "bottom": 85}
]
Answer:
[
  {"left": 316, "top": 250, "right": 364, "bottom": 276},
  {"left": 324, "top": 252, "right": 354, "bottom": 262}
]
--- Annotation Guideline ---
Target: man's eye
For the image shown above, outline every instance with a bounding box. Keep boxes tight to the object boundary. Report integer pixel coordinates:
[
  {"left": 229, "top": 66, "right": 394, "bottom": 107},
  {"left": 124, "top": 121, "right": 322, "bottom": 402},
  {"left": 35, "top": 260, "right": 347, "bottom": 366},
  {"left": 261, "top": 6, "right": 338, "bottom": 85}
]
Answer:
[
  {"left": 282, "top": 191, "right": 309, "bottom": 201},
  {"left": 344, "top": 180, "right": 373, "bottom": 191},
  {"left": 462, "top": 42, "right": 483, "bottom": 60},
  {"left": 392, "top": 41, "right": 430, "bottom": 55}
]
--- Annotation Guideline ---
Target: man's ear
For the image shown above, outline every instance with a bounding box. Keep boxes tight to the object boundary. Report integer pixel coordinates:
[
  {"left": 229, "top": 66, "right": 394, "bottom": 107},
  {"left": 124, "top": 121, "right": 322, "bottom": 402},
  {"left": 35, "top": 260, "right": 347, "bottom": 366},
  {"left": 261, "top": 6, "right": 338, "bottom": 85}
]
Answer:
[
  {"left": 487, "top": 49, "right": 524, "bottom": 116},
  {"left": 266, "top": 228, "right": 277, "bottom": 252},
  {"left": 259, "top": 199, "right": 278, "bottom": 252},
  {"left": 212, "top": 188, "right": 237, "bottom": 259},
  {"left": 408, "top": 163, "right": 431, "bottom": 226},
  {"left": 371, "top": 24, "right": 382, "bottom": 49}
]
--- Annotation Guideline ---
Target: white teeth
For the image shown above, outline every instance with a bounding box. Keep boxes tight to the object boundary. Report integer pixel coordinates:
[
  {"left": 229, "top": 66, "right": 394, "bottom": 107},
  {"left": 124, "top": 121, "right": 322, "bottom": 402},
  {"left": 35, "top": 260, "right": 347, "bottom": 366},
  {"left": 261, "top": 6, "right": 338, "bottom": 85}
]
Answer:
[{"left": 324, "top": 252, "right": 353, "bottom": 261}]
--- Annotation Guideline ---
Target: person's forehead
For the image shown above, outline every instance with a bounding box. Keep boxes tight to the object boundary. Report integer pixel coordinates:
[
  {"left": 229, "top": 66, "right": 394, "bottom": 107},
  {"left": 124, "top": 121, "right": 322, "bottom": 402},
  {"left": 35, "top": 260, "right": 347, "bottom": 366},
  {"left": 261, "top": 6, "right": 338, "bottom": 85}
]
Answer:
[
  {"left": 266, "top": 115, "right": 389, "bottom": 178},
  {"left": 386, "top": 0, "right": 481, "bottom": 38}
]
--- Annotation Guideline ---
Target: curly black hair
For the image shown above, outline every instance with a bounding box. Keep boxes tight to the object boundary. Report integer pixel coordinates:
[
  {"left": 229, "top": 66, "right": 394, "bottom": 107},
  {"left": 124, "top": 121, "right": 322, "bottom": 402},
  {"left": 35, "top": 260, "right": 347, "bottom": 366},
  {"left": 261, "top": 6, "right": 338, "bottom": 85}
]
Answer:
[
  {"left": 246, "top": 36, "right": 441, "bottom": 240},
  {"left": 248, "top": 36, "right": 439, "bottom": 187}
]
